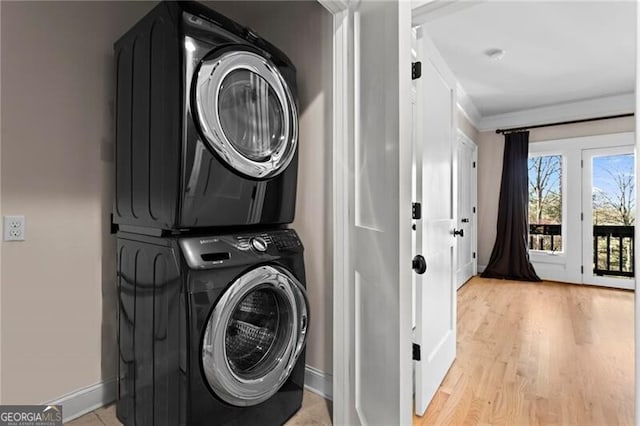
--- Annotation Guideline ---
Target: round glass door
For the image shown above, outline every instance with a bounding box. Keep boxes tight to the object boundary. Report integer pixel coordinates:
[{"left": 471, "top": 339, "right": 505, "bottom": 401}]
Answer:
[
  {"left": 194, "top": 50, "right": 298, "bottom": 179},
  {"left": 201, "top": 265, "right": 308, "bottom": 407}
]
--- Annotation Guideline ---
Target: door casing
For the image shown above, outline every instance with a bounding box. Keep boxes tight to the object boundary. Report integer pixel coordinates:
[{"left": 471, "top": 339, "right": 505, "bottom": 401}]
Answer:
[
  {"left": 455, "top": 130, "right": 478, "bottom": 288},
  {"left": 318, "top": 1, "right": 413, "bottom": 424}
]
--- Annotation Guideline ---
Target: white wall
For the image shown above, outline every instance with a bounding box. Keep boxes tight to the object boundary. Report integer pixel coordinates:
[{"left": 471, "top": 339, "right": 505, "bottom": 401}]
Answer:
[{"left": 476, "top": 115, "right": 635, "bottom": 269}]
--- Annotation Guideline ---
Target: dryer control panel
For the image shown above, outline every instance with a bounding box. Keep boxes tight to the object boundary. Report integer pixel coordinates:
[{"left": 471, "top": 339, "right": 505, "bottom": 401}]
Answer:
[{"left": 179, "top": 229, "right": 302, "bottom": 269}]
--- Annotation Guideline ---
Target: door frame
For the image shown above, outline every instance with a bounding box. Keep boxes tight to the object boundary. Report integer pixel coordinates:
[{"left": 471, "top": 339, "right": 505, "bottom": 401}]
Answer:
[
  {"left": 455, "top": 129, "right": 478, "bottom": 288},
  {"left": 313, "top": 2, "right": 349, "bottom": 423},
  {"left": 323, "top": 0, "right": 414, "bottom": 424}
]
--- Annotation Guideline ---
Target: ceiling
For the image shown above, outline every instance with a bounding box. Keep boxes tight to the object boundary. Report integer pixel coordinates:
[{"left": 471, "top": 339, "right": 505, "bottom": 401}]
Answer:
[{"left": 422, "top": 1, "right": 636, "bottom": 128}]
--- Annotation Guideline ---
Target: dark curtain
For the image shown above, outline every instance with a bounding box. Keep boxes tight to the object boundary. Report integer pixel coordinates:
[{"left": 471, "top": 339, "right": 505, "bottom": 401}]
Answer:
[{"left": 481, "top": 131, "right": 541, "bottom": 282}]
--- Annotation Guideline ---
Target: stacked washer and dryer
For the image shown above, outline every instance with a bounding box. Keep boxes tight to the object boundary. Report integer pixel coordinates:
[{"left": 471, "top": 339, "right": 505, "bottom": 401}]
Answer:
[{"left": 113, "top": 2, "right": 309, "bottom": 425}]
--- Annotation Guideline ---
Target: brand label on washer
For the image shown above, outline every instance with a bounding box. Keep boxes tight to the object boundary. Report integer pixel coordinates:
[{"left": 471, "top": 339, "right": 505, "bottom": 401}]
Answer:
[{"left": 199, "top": 238, "right": 219, "bottom": 245}]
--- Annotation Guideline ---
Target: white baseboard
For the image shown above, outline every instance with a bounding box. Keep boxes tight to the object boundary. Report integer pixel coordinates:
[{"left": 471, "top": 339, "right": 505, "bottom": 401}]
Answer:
[
  {"left": 304, "top": 365, "right": 333, "bottom": 401},
  {"left": 478, "top": 264, "right": 487, "bottom": 273},
  {"left": 45, "top": 378, "right": 116, "bottom": 423},
  {"left": 45, "top": 365, "right": 332, "bottom": 422}
]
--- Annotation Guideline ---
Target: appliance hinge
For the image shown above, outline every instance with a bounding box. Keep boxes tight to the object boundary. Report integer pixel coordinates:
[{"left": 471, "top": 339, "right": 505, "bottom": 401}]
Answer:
[
  {"left": 473, "top": 252, "right": 476, "bottom": 259},
  {"left": 473, "top": 207, "right": 476, "bottom": 214},
  {"left": 110, "top": 213, "right": 118, "bottom": 234},
  {"left": 581, "top": 265, "right": 584, "bottom": 274},
  {"left": 412, "top": 62, "right": 422, "bottom": 80},
  {"left": 472, "top": 161, "right": 476, "bottom": 168},
  {"left": 412, "top": 202, "right": 422, "bottom": 220},
  {"left": 413, "top": 343, "right": 421, "bottom": 361}
]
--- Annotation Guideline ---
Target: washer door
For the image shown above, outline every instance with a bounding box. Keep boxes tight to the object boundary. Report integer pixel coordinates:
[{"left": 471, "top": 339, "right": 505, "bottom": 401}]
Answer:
[
  {"left": 201, "top": 265, "right": 308, "bottom": 407},
  {"left": 194, "top": 49, "right": 298, "bottom": 179}
]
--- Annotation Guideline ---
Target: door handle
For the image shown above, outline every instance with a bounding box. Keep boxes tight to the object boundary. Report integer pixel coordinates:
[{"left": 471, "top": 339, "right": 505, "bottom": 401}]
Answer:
[
  {"left": 453, "top": 228, "right": 464, "bottom": 237},
  {"left": 461, "top": 218, "right": 469, "bottom": 223},
  {"left": 412, "top": 255, "right": 427, "bottom": 274}
]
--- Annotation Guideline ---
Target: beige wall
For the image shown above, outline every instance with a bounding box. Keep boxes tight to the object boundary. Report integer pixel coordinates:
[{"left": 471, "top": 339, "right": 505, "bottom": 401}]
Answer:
[
  {"left": 209, "top": 1, "right": 334, "bottom": 376},
  {"left": 0, "top": 0, "right": 333, "bottom": 405},
  {"left": 1, "top": 0, "right": 156, "bottom": 403},
  {"left": 476, "top": 116, "right": 635, "bottom": 267}
]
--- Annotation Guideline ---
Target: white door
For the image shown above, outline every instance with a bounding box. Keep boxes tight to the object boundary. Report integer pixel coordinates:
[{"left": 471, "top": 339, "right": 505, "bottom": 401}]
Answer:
[
  {"left": 582, "top": 146, "right": 636, "bottom": 290},
  {"left": 335, "top": 1, "right": 413, "bottom": 425},
  {"left": 413, "top": 30, "right": 457, "bottom": 416},
  {"left": 455, "top": 132, "right": 477, "bottom": 288}
]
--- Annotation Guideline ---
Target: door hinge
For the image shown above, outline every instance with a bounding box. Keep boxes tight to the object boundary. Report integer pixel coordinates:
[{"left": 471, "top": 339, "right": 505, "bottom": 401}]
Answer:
[
  {"left": 581, "top": 265, "right": 584, "bottom": 274},
  {"left": 413, "top": 343, "right": 421, "bottom": 361},
  {"left": 473, "top": 252, "right": 476, "bottom": 259},
  {"left": 581, "top": 159, "right": 584, "bottom": 168},
  {"left": 472, "top": 161, "right": 476, "bottom": 168},
  {"left": 472, "top": 207, "right": 476, "bottom": 214},
  {"left": 412, "top": 62, "right": 422, "bottom": 80},
  {"left": 581, "top": 212, "right": 584, "bottom": 221},
  {"left": 412, "top": 202, "right": 422, "bottom": 220}
]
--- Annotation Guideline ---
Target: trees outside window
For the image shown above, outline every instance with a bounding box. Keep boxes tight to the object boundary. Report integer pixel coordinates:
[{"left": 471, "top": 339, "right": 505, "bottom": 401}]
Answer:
[
  {"left": 592, "top": 155, "right": 635, "bottom": 226},
  {"left": 528, "top": 155, "right": 562, "bottom": 251},
  {"left": 592, "top": 154, "right": 635, "bottom": 275}
]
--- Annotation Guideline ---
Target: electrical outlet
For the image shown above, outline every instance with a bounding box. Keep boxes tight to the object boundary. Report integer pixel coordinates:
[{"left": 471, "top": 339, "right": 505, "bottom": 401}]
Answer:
[{"left": 4, "top": 215, "right": 25, "bottom": 241}]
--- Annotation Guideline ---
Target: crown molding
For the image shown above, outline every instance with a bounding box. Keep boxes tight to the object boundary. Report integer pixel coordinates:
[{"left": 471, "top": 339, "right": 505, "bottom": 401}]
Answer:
[
  {"left": 477, "top": 93, "right": 635, "bottom": 132},
  {"left": 317, "top": 0, "right": 349, "bottom": 14},
  {"left": 456, "top": 83, "right": 482, "bottom": 129},
  {"left": 412, "top": 0, "right": 484, "bottom": 26}
]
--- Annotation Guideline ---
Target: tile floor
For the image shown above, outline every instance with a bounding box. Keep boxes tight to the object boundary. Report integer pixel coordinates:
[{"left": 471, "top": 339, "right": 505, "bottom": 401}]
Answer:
[{"left": 67, "top": 390, "right": 332, "bottom": 425}]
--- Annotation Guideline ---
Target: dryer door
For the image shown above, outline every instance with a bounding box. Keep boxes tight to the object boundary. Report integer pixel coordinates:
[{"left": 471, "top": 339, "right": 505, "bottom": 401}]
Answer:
[
  {"left": 201, "top": 265, "right": 308, "bottom": 407},
  {"left": 194, "top": 49, "right": 298, "bottom": 179}
]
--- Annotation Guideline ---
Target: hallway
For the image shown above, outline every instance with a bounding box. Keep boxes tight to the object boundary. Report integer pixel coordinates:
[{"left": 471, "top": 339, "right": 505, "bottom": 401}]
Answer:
[{"left": 415, "top": 277, "right": 634, "bottom": 425}]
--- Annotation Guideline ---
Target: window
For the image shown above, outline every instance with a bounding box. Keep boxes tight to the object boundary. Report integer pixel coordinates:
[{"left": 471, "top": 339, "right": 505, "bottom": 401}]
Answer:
[
  {"left": 528, "top": 154, "right": 563, "bottom": 252},
  {"left": 525, "top": 132, "right": 634, "bottom": 285},
  {"left": 591, "top": 153, "right": 635, "bottom": 277}
]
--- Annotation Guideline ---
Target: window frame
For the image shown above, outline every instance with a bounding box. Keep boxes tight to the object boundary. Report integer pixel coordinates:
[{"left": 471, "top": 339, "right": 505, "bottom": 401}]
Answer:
[{"left": 527, "top": 152, "right": 566, "bottom": 255}]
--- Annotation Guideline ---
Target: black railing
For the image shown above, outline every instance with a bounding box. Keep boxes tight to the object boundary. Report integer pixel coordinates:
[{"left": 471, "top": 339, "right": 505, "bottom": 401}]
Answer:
[
  {"left": 593, "top": 225, "right": 634, "bottom": 277},
  {"left": 529, "top": 224, "right": 562, "bottom": 252},
  {"left": 528, "top": 223, "right": 635, "bottom": 278}
]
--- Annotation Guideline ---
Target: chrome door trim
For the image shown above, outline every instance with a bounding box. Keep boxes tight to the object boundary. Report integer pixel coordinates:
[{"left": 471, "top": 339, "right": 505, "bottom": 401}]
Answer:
[
  {"left": 202, "top": 265, "right": 308, "bottom": 407},
  {"left": 194, "top": 50, "right": 298, "bottom": 179}
]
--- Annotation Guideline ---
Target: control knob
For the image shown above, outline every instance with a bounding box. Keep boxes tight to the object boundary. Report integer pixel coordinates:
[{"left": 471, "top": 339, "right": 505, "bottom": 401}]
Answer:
[{"left": 251, "top": 237, "right": 268, "bottom": 252}]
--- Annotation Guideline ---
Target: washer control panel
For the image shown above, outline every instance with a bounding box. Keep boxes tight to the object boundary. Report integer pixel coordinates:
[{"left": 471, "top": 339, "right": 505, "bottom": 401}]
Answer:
[
  {"left": 271, "top": 231, "right": 302, "bottom": 251},
  {"left": 179, "top": 229, "right": 302, "bottom": 269}
]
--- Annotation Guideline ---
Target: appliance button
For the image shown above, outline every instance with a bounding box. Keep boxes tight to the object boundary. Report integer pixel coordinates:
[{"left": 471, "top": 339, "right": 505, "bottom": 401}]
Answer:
[{"left": 251, "top": 237, "right": 268, "bottom": 252}]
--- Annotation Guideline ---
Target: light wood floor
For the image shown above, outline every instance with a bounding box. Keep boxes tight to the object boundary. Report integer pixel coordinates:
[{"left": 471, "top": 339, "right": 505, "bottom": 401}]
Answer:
[{"left": 415, "top": 276, "right": 634, "bottom": 425}]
